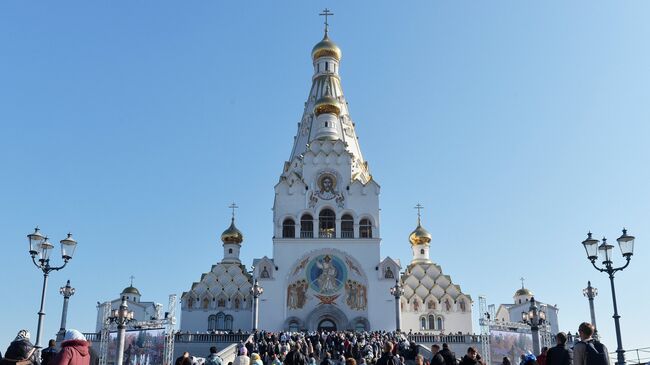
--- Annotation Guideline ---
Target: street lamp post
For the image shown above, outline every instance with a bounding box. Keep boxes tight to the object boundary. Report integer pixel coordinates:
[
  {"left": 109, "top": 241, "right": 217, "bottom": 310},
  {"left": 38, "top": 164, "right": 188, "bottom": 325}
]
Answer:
[
  {"left": 581, "top": 229, "right": 635, "bottom": 365},
  {"left": 522, "top": 296, "right": 546, "bottom": 355},
  {"left": 27, "top": 228, "right": 78, "bottom": 354},
  {"left": 250, "top": 279, "right": 264, "bottom": 331},
  {"left": 58, "top": 280, "right": 76, "bottom": 339},
  {"left": 583, "top": 281, "right": 599, "bottom": 339},
  {"left": 389, "top": 279, "right": 404, "bottom": 332},
  {"left": 108, "top": 297, "right": 135, "bottom": 365}
]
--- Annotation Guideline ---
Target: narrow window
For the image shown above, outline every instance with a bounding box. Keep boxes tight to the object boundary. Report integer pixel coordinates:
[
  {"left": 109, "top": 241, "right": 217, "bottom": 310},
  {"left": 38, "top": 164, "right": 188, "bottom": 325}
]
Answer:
[
  {"left": 282, "top": 218, "right": 295, "bottom": 238},
  {"left": 428, "top": 315, "right": 435, "bottom": 330},
  {"left": 359, "top": 218, "right": 372, "bottom": 238},
  {"left": 319, "top": 209, "right": 336, "bottom": 238},
  {"left": 326, "top": 62, "right": 329, "bottom": 71},
  {"left": 341, "top": 214, "right": 354, "bottom": 238},
  {"left": 300, "top": 214, "right": 314, "bottom": 238}
]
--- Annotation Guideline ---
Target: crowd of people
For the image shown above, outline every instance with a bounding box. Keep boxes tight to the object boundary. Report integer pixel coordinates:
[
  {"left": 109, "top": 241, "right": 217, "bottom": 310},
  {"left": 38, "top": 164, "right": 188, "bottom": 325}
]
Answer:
[
  {"left": 2, "top": 321, "right": 607, "bottom": 365},
  {"left": 0, "top": 329, "right": 98, "bottom": 365}
]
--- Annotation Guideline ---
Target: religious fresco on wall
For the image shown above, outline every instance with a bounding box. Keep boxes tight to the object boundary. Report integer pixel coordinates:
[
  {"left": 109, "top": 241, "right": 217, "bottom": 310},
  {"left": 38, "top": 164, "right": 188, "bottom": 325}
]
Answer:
[
  {"left": 286, "top": 249, "right": 368, "bottom": 311},
  {"left": 344, "top": 280, "right": 367, "bottom": 310},
  {"left": 287, "top": 280, "right": 309, "bottom": 309},
  {"left": 306, "top": 254, "right": 348, "bottom": 294}
]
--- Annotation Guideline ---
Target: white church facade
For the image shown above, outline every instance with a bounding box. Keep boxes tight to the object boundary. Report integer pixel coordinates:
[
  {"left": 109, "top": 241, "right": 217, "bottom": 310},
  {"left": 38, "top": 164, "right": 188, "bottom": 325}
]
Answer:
[{"left": 179, "top": 20, "right": 473, "bottom": 334}]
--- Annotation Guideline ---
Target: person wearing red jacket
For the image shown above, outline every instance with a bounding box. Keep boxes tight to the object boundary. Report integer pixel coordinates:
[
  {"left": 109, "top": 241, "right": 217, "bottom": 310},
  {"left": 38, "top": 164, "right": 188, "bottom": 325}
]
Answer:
[{"left": 51, "top": 329, "right": 90, "bottom": 365}]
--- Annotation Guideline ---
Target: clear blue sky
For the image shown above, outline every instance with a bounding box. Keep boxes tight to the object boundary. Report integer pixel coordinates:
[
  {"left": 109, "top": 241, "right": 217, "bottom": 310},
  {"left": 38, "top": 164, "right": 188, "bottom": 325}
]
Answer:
[{"left": 1, "top": 0, "right": 649, "bottom": 354}]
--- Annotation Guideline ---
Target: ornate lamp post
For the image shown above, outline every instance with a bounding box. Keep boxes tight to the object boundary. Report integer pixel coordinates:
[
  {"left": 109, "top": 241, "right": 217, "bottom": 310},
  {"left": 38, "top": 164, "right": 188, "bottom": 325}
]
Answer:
[
  {"left": 27, "top": 228, "right": 78, "bottom": 353},
  {"left": 522, "top": 296, "right": 546, "bottom": 355},
  {"left": 58, "top": 280, "right": 76, "bottom": 338},
  {"left": 583, "top": 281, "right": 599, "bottom": 339},
  {"left": 581, "top": 229, "right": 635, "bottom": 365},
  {"left": 389, "top": 279, "right": 404, "bottom": 332},
  {"left": 108, "top": 297, "right": 135, "bottom": 365},
  {"left": 250, "top": 279, "right": 264, "bottom": 331}
]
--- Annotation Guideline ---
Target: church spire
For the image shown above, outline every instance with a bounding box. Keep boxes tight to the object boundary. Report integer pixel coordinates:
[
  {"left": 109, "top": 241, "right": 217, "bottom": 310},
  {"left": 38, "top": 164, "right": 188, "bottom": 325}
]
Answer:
[{"left": 286, "top": 10, "right": 370, "bottom": 184}]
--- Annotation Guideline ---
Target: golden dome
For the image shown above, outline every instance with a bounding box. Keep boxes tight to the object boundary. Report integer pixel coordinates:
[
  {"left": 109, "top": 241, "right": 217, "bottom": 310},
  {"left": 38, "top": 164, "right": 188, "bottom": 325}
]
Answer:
[
  {"left": 221, "top": 218, "right": 243, "bottom": 244},
  {"left": 409, "top": 223, "right": 432, "bottom": 246},
  {"left": 312, "top": 34, "right": 341, "bottom": 61},
  {"left": 515, "top": 288, "right": 533, "bottom": 297},
  {"left": 314, "top": 95, "right": 341, "bottom": 116}
]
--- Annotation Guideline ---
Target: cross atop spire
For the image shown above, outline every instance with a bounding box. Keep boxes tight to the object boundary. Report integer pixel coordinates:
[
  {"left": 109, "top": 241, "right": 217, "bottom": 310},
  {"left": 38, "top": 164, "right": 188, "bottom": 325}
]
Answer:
[
  {"left": 414, "top": 203, "right": 424, "bottom": 225},
  {"left": 129, "top": 275, "right": 135, "bottom": 287},
  {"left": 520, "top": 277, "right": 525, "bottom": 289},
  {"left": 229, "top": 202, "right": 239, "bottom": 220},
  {"left": 319, "top": 8, "right": 334, "bottom": 36}
]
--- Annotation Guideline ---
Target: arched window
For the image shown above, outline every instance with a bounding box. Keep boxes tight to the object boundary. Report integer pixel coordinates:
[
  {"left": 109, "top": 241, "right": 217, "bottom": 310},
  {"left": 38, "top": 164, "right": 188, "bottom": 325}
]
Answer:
[
  {"left": 224, "top": 315, "right": 233, "bottom": 330},
  {"left": 341, "top": 214, "right": 354, "bottom": 238},
  {"left": 359, "top": 218, "right": 372, "bottom": 238},
  {"left": 420, "top": 317, "right": 426, "bottom": 330},
  {"left": 319, "top": 209, "right": 335, "bottom": 238},
  {"left": 428, "top": 315, "right": 435, "bottom": 330},
  {"left": 300, "top": 214, "right": 314, "bottom": 238},
  {"left": 282, "top": 218, "right": 295, "bottom": 238},
  {"left": 289, "top": 320, "right": 300, "bottom": 332},
  {"left": 420, "top": 249, "right": 425, "bottom": 254},
  {"left": 216, "top": 312, "right": 225, "bottom": 330},
  {"left": 437, "top": 316, "right": 444, "bottom": 330},
  {"left": 208, "top": 315, "right": 217, "bottom": 331}
]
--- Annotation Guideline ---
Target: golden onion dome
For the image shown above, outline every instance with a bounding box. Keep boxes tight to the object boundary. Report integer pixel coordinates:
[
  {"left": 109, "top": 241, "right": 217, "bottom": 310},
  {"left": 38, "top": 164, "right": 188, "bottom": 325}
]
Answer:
[
  {"left": 515, "top": 288, "right": 533, "bottom": 297},
  {"left": 409, "top": 223, "right": 432, "bottom": 246},
  {"left": 314, "top": 95, "right": 341, "bottom": 116},
  {"left": 221, "top": 218, "right": 243, "bottom": 244},
  {"left": 312, "top": 34, "right": 341, "bottom": 61}
]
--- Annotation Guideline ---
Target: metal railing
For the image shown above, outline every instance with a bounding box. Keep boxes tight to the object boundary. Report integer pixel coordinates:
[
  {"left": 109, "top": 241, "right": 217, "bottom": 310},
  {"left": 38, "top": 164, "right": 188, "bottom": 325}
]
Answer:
[
  {"left": 341, "top": 231, "right": 354, "bottom": 238},
  {"left": 300, "top": 231, "right": 314, "bottom": 238},
  {"left": 173, "top": 333, "right": 250, "bottom": 343}
]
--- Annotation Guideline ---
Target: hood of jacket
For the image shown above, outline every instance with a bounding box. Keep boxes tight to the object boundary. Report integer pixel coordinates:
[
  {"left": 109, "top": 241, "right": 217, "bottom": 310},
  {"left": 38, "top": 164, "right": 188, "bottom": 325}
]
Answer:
[{"left": 62, "top": 339, "right": 90, "bottom": 357}]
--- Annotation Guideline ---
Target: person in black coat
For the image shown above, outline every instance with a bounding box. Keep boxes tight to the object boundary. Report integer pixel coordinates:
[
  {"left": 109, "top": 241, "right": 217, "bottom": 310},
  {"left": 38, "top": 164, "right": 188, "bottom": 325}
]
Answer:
[
  {"left": 546, "top": 333, "right": 573, "bottom": 365},
  {"left": 430, "top": 345, "right": 445, "bottom": 365},
  {"left": 2, "top": 330, "right": 39, "bottom": 365},
  {"left": 438, "top": 344, "right": 457, "bottom": 365}
]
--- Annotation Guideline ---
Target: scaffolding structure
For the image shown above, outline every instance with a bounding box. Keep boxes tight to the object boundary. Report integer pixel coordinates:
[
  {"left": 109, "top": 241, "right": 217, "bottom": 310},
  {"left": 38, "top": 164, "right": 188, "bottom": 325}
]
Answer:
[
  {"left": 163, "top": 294, "right": 177, "bottom": 365},
  {"left": 478, "top": 296, "right": 492, "bottom": 365},
  {"left": 99, "top": 302, "right": 111, "bottom": 365}
]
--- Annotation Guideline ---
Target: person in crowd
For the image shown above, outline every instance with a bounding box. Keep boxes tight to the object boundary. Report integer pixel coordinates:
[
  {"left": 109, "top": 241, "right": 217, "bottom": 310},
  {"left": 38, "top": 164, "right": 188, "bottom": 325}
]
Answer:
[
  {"left": 438, "top": 344, "right": 457, "bottom": 365},
  {"left": 521, "top": 354, "right": 538, "bottom": 365},
  {"left": 459, "top": 347, "right": 480, "bottom": 365},
  {"left": 377, "top": 342, "right": 400, "bottom": 365},
  {"left": 2, "top": 330, "right": 39, "bottom": 365},
  {"left": 206, "top": 347, "right": 222, "bottom": 365},
  {"left": 176, "top": 352, "right": 191, "bottom": 365},
  {"left": 573, "top": 323, "right": 609, "bottom": 365},
  {"left": 546, "top": 332, "right": 573, "bottom": 365},
  {"left": 250, "top": 353, "right": 263, "bottom": 365},
  {"left": 308, "top": 353, "right": 317, "bottom": 365},
  {"left": 285, "top": 342, "right": 307, "bottom": 365},
  {"left": 415, "top": 355, "right": 425, "bottom": 365},
  {"left": 430, "top": 345, "right": 445, "bottom": 365},
  {"left": 320, "top": 352, "right": 334, "bottom": 365},
  {"left": 41, "top": 339, "right": 58, "bottom": 365},
  {"left": 233, "top": 347, "right": 250, "bottom": 365},
  {"left": 537, "top": 348, "right": 548, "bottom": 365},
  {"left": 270, "top": 354, "right": 282, "bottom": 365},
  {"left": 502, "top": 357, "right": 512, "bottom": 365},
  {"left": 50, "top": 329, "right": 90, "bottom": 365}
]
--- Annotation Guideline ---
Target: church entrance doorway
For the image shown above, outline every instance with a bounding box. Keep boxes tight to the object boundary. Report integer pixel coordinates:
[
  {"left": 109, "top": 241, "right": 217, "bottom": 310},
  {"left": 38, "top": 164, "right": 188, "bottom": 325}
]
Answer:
[{"left": 318, "top": 319, "right": 337, "bottom": 332}]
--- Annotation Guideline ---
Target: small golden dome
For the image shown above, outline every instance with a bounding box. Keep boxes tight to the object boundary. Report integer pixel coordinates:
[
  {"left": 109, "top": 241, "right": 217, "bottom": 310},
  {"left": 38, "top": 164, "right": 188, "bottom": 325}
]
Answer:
[
  {"left": 221, "top": 218, "right": 243, "bottom": 244},
  {"left": 312, "top": 34, "right": 341, "bottom": 61},
  {"left": 314, "top": 95, "right": 341, "bottom": 116},
  {"left": 409, "top": 223, "right": 432, "bottom": 246},
  {"left": 515, "top": 288, "right": 533, "bottom": 297}
]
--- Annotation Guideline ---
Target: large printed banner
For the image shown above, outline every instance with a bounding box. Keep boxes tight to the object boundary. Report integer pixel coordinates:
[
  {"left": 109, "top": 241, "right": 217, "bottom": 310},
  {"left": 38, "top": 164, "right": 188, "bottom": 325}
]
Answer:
[
  {"left": 489, "top": 329, "right": 533, "bottom": 364},
  {"left": 107, "top": 328, "right": 166, "bottom": 365}
]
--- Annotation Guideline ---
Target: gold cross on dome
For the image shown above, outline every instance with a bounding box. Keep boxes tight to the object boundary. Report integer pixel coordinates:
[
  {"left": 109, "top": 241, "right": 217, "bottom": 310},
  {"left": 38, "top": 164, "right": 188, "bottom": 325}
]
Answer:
[
  {"left": 129, "top": 275, "right": 135, "bottom": 286},
  {"left": 319, "top": 8, "right": 334, "bottom": 35},
  {"left": 414, "top": 203, "right": 424, "bottom": 224},
  {"left": 229, "top": 202, "right": 239, "bottom": 219},
  {"left": 520, "top": 277, "right": 525, "bottom": 288}
]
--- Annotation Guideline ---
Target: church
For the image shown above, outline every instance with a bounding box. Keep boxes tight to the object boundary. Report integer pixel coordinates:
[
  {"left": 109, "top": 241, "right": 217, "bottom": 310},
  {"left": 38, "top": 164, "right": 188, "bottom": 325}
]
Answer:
[{"left": 179, "top": 15, "right": 473, "bottom": 334}]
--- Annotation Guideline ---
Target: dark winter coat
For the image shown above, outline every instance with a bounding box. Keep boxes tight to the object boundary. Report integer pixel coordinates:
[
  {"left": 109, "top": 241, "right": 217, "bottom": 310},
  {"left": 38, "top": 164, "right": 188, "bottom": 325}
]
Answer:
[
  {"left": 50, "top": 340, "right": 90, "bottom": 365},
  {"left": 459, "top": 355, "right": 479, "bottom": 365},
  {"left": 438, "top": 349, "right": 457, "bottom": 365},
  {"left": 431, "top": 353, "right": 446, "bottom": 365},
  {"left": 41, "top": 347, "right": 58, "bottom": 365},
  {"left": 546, "top": 345, "right": 573, "bottom": 365},
  {"left": 1, "top": 339, "right": 39, "bottom": 365},
  {"left": 376, "top": 352, "right": 401, "bottom": 365}
]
